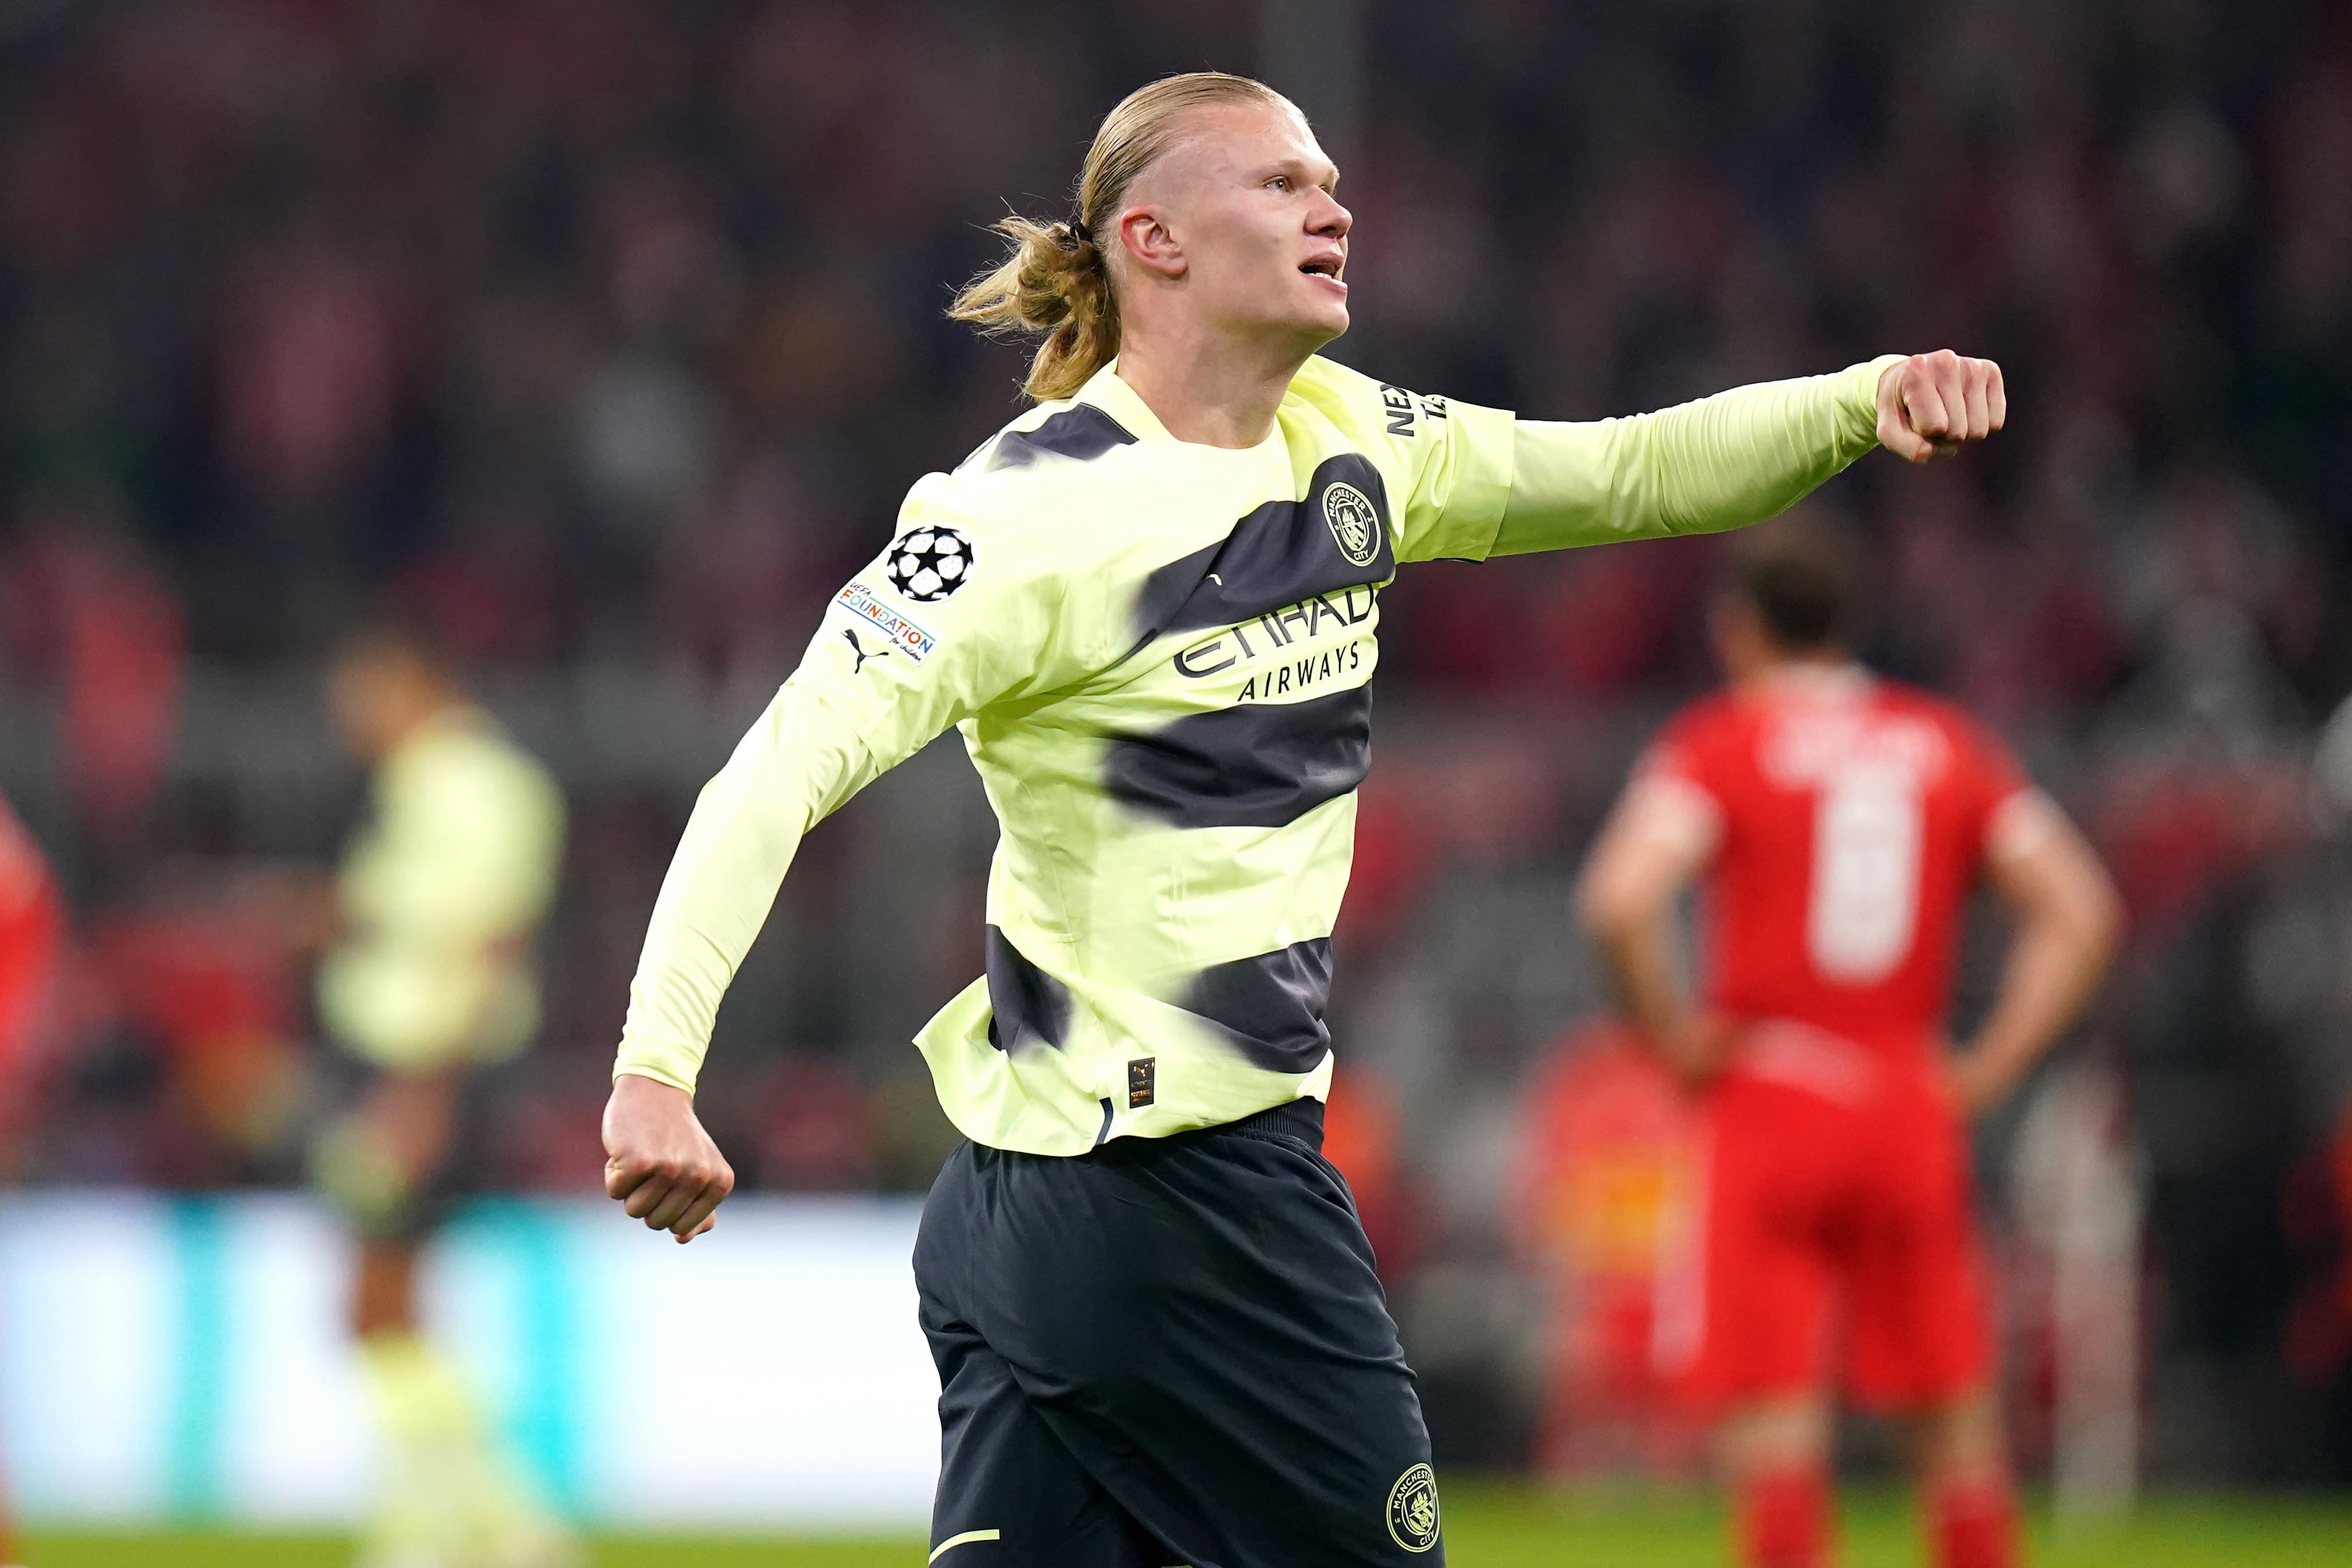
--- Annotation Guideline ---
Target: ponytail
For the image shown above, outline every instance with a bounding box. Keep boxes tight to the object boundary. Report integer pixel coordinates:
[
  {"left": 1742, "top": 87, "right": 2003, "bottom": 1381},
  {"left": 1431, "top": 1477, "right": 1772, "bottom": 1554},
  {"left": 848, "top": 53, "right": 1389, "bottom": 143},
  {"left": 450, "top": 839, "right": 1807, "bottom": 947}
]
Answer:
[
  {"left": 949, "top": 215, "right": 1119, "bottom": 403},
  {"left": 950, "top": 72, "right": 1291, "bottom": 403}
]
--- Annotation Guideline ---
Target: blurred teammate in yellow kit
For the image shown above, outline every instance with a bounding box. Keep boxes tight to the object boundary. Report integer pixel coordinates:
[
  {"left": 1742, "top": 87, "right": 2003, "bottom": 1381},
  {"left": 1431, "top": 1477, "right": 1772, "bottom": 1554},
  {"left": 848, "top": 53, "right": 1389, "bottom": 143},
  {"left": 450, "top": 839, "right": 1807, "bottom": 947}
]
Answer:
[{"left": 308, "top": 625, "right": 572, "bottom": 1568}]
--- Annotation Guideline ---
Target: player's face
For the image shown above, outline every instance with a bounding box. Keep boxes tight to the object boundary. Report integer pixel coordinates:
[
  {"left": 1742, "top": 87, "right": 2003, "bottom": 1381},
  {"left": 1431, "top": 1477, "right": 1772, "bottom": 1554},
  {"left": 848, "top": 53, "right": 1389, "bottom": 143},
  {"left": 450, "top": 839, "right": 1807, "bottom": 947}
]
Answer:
[{"left": 1126, "top": 100, "right": 1352, "bottom": 350}]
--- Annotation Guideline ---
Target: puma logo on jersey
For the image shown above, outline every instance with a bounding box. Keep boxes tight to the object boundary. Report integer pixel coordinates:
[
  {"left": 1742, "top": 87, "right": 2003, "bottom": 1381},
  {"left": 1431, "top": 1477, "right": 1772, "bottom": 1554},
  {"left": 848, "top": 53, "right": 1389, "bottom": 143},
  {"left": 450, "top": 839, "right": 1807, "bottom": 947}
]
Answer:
[{"left": 842, "top": 629, "right": 891, "bottom": 674}]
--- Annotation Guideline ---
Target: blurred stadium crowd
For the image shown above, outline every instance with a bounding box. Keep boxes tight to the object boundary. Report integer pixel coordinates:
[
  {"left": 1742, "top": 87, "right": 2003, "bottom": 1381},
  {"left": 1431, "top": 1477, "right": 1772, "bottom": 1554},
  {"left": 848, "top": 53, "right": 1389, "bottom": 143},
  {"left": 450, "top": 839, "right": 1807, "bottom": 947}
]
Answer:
[{"left": 2, "top": 0, "right": 2351, "bottom": 1487}]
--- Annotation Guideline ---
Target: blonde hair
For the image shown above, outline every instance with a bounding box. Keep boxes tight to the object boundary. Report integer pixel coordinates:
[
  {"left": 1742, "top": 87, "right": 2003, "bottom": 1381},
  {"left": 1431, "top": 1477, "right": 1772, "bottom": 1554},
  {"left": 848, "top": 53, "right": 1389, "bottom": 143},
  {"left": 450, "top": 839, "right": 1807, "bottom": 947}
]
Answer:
[{"left": 950, "top": 72, "right": 1292, "bottom": 402}]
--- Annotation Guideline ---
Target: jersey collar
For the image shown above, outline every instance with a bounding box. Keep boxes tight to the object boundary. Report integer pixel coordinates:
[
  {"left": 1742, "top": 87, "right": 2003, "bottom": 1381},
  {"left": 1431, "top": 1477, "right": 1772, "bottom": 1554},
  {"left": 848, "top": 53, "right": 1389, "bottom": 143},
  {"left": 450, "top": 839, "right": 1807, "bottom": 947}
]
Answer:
[{"left": 1077, "top": 359, "right": 1287, "bottom": 462}]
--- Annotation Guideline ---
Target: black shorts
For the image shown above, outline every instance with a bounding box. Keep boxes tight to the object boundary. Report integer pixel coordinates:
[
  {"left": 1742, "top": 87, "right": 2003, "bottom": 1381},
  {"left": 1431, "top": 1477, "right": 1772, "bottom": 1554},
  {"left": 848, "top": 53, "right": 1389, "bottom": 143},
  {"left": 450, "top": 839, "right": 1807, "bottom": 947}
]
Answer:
[{"left": 913, "top": 1099, "right": 1443, "bottom": 1568}]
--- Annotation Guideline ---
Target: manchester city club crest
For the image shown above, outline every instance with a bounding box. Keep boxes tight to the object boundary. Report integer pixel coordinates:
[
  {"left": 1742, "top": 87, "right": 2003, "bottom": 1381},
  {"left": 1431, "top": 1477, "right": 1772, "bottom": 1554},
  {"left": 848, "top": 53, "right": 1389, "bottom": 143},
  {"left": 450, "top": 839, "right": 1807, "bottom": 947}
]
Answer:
[
  {"left": 1322, "top": 480, "right": 1380, "bottom": 567},
  {"left": 1386, "top": 1462, "right": 1440, "bottom": 1553}
]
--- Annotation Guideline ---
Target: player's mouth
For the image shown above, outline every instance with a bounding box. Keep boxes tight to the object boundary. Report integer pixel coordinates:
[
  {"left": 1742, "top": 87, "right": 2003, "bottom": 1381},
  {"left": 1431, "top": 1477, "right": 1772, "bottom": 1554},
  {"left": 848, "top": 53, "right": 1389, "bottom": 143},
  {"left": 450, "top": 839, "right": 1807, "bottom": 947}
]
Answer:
[{"left": 1300, "top": 253, "right": 1348, "bottom": 296}]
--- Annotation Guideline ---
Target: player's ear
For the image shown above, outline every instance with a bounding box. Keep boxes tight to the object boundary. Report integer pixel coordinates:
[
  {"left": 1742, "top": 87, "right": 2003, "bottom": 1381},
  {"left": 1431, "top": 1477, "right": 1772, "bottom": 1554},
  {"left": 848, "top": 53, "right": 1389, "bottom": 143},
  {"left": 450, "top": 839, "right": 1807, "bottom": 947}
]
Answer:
[{"left": 1118, "top": 205, "right": 1186, "bottom": 281}]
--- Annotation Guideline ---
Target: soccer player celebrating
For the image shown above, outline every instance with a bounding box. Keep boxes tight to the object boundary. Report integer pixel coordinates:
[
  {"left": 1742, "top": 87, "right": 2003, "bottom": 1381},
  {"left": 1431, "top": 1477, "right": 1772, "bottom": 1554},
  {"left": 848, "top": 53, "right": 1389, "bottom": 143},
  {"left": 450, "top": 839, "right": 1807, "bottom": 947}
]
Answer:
[
  {"left": 1578, "top": 530, "right": 2121, "bottom": 1568},
  {"left": 310, "top": 626, "right": 573, "bottom": 1568},
  {"left": 604, "top": 72, "right": 2005, "bottom": 1567}
]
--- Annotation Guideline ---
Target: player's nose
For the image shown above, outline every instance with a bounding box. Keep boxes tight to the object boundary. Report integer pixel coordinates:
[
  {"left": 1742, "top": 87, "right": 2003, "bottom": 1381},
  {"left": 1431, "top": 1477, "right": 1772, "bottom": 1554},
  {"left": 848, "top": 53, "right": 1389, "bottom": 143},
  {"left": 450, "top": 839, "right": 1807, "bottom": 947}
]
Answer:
[{"left": 1309, "top": 190, "right": 1351, "bottom": 241}]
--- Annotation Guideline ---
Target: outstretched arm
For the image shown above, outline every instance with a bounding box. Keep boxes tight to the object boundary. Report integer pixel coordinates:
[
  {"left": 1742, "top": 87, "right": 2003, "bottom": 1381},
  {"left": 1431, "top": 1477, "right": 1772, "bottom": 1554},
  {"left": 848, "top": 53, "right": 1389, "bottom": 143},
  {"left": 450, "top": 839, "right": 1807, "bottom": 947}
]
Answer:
[
  {"left": 1948, "top": 792, "right": 2121, "bottom": 1113},
  {"left": 1495, "top": 351, "right": 2005, "bottom": 555}
]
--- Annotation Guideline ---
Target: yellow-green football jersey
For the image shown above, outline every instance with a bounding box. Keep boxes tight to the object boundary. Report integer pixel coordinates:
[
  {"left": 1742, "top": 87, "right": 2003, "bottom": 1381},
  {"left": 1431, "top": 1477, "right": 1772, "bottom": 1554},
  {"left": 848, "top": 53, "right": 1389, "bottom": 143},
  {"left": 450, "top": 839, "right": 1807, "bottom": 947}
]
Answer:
[
  {"left": 616, "top": 352, "right": 1895, "bottom": 1153},
  {"left": 324, "top": 708, "right": 566, "bottom": 1072}
]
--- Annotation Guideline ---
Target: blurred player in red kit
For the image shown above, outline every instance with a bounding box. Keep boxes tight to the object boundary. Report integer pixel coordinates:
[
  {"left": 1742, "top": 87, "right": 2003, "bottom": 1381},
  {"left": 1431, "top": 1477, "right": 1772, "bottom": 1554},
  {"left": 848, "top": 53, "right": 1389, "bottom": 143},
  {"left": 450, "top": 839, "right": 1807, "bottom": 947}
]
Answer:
[
  {"left": 0, "top": 791, "right": 65, "bottom": 1568},
  {"left": 0, "top": 794, "right": 60, "bottom": 1110},
  {"left": 1577, "top": 528, "right": 2121, "bottom": 1568}
]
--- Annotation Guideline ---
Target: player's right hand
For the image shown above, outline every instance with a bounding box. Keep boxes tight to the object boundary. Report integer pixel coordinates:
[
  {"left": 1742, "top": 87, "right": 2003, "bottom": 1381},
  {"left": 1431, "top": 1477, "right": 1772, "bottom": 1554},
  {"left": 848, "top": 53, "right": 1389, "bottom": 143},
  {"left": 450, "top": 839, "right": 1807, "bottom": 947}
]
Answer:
[
  {"left": 603, "top": 1072, "right": 735, "bottom": 1244},
  {"left": 1875, "top": 349, "right": 2005, "bottom": 463}
]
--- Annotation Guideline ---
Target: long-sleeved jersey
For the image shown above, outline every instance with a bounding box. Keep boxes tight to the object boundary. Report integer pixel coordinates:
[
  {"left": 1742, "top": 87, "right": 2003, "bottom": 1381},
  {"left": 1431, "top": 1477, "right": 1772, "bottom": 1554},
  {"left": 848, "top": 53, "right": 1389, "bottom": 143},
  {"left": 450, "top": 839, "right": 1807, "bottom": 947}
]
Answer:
[{"left": 616, "top": 352, "right": 1899, "bottom": 1153}]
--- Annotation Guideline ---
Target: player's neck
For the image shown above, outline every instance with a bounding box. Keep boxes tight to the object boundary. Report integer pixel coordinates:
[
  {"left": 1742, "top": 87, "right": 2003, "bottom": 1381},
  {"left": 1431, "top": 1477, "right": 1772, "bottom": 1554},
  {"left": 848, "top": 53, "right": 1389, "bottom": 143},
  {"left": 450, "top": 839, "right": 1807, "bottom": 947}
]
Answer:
[
  {"left": 369, "top": 695, "right": 469, "bottom": 762},
  {"left": 1113, "top": 320, "right": 1316, "bottom": 449},
  {"left": 1737, "top": 654, "right": 1863, "bottom": 697}
]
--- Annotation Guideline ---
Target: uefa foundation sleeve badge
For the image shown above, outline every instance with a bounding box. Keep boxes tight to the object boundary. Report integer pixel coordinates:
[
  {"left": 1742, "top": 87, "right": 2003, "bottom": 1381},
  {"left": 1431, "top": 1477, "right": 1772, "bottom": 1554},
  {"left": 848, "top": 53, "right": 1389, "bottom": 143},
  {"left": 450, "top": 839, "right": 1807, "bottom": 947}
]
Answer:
[{"left": 1386, "top": 1463, "right": 1440, "bottom": 1553}]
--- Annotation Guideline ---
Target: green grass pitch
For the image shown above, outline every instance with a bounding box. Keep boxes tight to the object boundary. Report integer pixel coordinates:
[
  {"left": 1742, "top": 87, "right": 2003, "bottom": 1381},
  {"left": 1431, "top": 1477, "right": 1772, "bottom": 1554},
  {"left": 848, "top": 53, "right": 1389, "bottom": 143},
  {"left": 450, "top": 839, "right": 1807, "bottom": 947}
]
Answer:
[{"left": 19, "top": 1485, "right": 2352, "bottom": 1565}]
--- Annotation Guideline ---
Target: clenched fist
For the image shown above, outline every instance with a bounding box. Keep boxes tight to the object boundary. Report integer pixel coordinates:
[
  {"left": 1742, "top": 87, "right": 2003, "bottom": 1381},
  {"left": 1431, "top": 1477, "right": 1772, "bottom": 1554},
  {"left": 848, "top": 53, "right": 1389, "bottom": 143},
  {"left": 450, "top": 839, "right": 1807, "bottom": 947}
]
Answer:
[
  {"left": 1876, "top": 349, "right": 2005, "bottom": 463},
  {"left": 603, "top": 1073, "right": 736, "bottom": 1244}
]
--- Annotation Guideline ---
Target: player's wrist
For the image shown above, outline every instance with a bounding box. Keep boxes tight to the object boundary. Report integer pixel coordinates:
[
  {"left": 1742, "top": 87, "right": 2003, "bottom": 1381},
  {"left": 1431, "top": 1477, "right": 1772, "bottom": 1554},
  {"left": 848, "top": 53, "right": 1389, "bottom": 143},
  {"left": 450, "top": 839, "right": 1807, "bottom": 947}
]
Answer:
[
  {"left": 611, "top": 1063, "right": 697, "bottom": 1099},
  {"left": 605, "top": 1071, "right": 704, "bottom": 1142}
]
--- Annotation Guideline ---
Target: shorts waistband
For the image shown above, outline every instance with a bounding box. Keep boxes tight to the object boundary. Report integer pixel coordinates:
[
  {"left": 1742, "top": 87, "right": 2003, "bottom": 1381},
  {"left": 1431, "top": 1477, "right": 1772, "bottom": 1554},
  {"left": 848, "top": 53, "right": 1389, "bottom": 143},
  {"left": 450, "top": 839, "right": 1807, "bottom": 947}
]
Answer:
[{"left": 1201, "top": 1096, "right": 1325, "bottom": 1152}]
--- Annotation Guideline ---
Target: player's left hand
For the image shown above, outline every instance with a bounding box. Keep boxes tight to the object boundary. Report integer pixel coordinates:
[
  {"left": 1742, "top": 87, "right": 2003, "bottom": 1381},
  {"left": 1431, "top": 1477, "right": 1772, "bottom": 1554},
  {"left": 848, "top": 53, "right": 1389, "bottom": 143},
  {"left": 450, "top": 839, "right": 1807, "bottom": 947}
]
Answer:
[{"left": 1876, "top": 351, "right": 2005, "bottom": 464}]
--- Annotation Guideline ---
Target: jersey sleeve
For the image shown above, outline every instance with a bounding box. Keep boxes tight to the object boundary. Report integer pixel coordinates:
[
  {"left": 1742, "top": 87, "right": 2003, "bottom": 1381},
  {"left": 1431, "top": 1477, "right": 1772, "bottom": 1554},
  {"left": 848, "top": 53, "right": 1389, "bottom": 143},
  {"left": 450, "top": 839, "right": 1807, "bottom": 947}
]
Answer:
[
  {"left": 1628, "top": 706, "right": 1741, "bottom": 853},
  {"left": 1287, "top": 357, "right": 1519, "bottom": 564},
  {"left": 1636, "top": 708, "right": 1733, "bottom": 810},
  {"left": 1490, "top": 357, "right": 1903, "bottom": 556},
  {"left": 613, "top": 490, "right": 1085, "bottom": 1094},
  {"left": 1386, "top": 387, "right": 1520, "bottom": 563}
]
